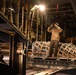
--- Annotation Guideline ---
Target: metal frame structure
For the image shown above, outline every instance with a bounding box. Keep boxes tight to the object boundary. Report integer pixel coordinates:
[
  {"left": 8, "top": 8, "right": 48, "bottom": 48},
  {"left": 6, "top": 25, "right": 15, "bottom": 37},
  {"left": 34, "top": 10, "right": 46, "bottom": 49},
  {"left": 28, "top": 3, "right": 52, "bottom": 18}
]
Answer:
[{"left": 0, "top": 10, "right": 27, "bottom": 75}]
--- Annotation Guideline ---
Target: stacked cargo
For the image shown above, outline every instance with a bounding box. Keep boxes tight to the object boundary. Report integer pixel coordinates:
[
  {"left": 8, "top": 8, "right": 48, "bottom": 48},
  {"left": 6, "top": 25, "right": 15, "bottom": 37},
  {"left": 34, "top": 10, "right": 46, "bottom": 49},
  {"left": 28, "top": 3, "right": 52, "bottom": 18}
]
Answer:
[{"left": 30, "top": 41, "right": 76, "bottom": 59}]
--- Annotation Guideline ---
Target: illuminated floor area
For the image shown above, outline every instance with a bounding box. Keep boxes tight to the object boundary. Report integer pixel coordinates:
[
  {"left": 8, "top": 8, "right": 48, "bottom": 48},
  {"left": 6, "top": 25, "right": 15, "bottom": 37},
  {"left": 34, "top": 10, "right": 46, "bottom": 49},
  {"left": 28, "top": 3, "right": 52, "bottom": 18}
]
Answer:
[
  {"left": 26, "top": 67, "right": 46, "bottom": 75},
  {"left": 26, "top": 65, "right": 76, "bottom": 75},
  {"left": 26, "top": 67, "right": 60, "bottom": 75},
  {"left": 26, "top": 56, "right": 76, "bottom": 75}
]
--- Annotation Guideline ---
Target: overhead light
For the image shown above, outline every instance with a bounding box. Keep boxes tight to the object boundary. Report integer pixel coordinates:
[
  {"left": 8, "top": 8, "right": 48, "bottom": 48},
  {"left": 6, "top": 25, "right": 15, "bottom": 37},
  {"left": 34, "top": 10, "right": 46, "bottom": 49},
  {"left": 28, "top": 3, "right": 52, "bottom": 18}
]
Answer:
[
  {"left": 31, "top": 5, "right": 45, "bottom": 11},
  {"left": 38, "top": 5, "right": 45, "bottom": 11}
]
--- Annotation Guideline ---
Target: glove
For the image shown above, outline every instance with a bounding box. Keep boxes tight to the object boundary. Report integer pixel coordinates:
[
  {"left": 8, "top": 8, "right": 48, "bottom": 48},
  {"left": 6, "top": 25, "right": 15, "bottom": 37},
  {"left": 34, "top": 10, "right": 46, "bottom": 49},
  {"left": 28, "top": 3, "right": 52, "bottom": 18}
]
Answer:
[{"left": 50, "top": 24, "right": 53, "bottom": 28}]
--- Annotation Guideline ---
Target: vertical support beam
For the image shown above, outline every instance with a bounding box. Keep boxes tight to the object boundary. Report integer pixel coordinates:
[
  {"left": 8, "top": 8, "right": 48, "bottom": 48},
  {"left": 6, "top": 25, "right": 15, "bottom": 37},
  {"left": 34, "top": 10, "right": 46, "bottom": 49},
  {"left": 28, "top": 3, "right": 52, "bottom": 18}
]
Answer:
[
  {"left": 9, "top": 35, "right": 15, "bottom": 68},
  {"left": 22, "top": 43, "right": 26, "bottom": 75},
  {"left": 1, "top": 0, "right": 6, "bottom": 14},
  {"left": 9, "top": 10, "right": 13, "bottom": 23},
  {"left": 36, "top": 10, "right": 39, "bottom": 41},
  {"left": 21, "top": 6, "right": 24, "bottom": 33},
  {"left": 18, "top": 43, "right": 23, "bottom": 74},
  {"left": 9, "top": 35, "right": 19, "bottom": 74},
  {"left": 41, "top": 13, "right": 43, "bottom": 41},
  {"left": 22, "top": 54, "right": 26, "bottom": 75},
  {"left": 18, "top": 43, "right": 26, "bottom": 75},
  {"left": 13, "top": 0, "right": 21, "bottom": 28},
  {"left": 19, "top": 54, "right": 23, "bottom": 74},
  {"left": 26, "top": 41, "right": 30, "bottom": 69},
  {"left": 27, "top": 4, "right": 30, "bottom": 41},
  {"left": 25, "top": 4, "right": 28, "bottom": 38},
  {"left": 19, "top": 55, "right": 26, "bottom": 75},
  {"left": 30, "top": 10, "right": 35, "bottom": 29},
  {"left": 44, "top": 15, "right": 47, "bottom": 41},
  {"left": 8, "top": 0, "right": 13, "bottom": 23}
]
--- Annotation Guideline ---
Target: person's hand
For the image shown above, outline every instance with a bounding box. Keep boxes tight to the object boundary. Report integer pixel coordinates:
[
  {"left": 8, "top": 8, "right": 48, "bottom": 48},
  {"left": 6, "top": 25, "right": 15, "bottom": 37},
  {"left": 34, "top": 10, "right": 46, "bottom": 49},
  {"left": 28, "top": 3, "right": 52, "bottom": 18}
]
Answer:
[{"left": 50, "top": 24, "right": 53, "bottom": 27}]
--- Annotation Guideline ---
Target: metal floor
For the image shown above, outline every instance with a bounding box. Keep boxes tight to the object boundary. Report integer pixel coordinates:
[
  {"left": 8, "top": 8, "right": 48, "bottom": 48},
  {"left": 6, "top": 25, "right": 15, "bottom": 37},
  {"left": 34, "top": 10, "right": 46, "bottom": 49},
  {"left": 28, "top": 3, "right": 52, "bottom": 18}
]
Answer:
[
  {"left": 26, "top": 67, "right": 61, "bottom": 75},
  {"left": 26, "top": 56, "right": 76, "bottom": 75}
]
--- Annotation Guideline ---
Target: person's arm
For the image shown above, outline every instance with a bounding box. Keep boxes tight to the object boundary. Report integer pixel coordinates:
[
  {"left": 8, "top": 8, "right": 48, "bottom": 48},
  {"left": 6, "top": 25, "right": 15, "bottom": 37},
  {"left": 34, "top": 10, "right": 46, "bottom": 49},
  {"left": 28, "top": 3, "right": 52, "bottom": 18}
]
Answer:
[
  {"left": 47, "top": 25, "right": 53, "bottom": 32},
  {"left": 55, "top": 25, "right": 63, "bottom": 33}
]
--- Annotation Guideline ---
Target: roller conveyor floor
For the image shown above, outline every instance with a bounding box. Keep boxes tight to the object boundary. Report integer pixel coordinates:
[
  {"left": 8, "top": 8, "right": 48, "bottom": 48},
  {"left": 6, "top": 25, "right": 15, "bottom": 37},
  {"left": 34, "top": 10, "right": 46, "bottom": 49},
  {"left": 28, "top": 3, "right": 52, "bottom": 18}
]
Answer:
[{"left": 26, "top": 67, "right": 61, "bottom": 75}]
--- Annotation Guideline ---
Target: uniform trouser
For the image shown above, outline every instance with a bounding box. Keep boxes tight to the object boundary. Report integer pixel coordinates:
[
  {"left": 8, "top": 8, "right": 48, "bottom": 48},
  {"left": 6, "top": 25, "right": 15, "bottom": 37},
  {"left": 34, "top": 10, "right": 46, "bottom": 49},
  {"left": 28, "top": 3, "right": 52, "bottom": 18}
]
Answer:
[{"left": 49, "top": 40, "right": 59, "bottom": 57}]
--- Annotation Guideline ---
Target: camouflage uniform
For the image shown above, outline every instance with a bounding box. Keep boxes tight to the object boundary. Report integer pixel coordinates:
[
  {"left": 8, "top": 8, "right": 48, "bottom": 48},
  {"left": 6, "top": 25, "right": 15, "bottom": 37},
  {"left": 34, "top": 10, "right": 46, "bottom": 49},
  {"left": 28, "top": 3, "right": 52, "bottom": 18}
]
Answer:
[{"left": 47, "top": 24, "right": 62, "bottom": 57}]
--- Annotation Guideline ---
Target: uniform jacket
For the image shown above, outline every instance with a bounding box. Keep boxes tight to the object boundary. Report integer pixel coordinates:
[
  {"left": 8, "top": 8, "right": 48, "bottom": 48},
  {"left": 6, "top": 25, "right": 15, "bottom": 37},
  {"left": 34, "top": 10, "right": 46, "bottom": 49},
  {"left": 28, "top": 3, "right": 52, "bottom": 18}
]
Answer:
[{"left": 47, "top": 25, "right": 62, "bottom": 41}]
